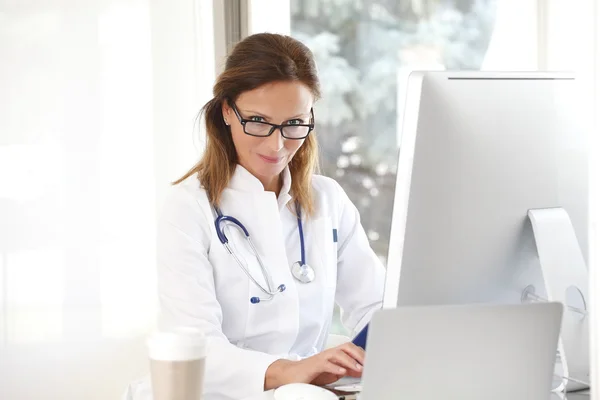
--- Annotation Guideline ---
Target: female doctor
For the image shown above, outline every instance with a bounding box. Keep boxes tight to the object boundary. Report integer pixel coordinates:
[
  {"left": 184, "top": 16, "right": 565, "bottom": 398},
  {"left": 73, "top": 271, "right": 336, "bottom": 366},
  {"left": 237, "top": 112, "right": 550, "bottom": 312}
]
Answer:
[{"left": 158, "top": 33, "right": 385, "bottom": 400}]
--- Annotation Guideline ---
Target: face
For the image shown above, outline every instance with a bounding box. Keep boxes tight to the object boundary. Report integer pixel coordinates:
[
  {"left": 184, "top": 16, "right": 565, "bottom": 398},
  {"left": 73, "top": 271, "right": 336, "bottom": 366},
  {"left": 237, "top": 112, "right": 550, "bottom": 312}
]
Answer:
[{"left": 222, "top": 81, "right": 314, "bottom": 190}]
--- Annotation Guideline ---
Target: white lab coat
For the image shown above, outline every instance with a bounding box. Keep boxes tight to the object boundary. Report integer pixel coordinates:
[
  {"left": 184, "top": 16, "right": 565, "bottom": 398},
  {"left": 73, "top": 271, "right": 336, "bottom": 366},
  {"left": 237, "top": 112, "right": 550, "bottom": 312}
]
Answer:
[{"left": 157, "top": 164, "right": 385, "bottom": 400}]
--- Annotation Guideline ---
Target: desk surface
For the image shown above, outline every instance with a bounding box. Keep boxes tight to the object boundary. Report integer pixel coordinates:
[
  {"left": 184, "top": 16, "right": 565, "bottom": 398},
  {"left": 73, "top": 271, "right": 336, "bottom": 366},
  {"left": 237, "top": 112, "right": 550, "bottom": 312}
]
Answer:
[{"left": 242, "top": 390, "right": 591, "bottom": 400}]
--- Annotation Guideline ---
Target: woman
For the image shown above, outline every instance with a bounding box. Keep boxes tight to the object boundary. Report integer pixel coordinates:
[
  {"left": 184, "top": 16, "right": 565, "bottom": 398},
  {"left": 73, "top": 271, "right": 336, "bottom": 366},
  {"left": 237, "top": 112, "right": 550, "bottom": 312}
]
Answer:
[{"left": 158, "top": 33, "right": 385, "bottom": 400}]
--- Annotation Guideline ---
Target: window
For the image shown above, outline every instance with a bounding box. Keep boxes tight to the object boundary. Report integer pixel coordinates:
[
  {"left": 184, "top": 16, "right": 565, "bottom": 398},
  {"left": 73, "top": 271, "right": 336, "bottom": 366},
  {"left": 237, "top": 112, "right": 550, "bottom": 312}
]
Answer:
[{"left": 289, "top": 0, "right": 498, "bottom": 334}]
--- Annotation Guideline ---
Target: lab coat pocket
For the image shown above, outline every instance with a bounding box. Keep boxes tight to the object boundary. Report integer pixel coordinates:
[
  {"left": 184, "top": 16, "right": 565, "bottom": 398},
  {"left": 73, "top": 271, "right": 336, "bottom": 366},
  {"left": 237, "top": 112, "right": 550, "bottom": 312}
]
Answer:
[{"left": 310, "top": 217, "right": 338, "bottom": 311}]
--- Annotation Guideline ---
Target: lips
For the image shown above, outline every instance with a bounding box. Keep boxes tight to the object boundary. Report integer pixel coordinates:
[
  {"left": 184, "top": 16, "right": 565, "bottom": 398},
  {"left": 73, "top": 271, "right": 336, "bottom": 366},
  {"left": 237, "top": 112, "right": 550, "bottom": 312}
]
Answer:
[{"left": 258, "top": 154, "right": 282, "bottom": 164}]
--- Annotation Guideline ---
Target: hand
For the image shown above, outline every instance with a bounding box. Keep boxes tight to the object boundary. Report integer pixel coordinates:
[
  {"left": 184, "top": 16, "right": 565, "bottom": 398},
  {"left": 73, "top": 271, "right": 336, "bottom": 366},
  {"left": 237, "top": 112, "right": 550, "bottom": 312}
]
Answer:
[{"left": 264, "top": 342, "right": 365, "bottom": 390}]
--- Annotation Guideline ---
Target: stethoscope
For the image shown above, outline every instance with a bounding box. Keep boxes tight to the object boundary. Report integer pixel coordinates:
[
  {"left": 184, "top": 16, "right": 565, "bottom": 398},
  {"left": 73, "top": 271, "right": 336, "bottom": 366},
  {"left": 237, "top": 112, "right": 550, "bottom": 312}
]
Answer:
[{"left": 213, "top": 202, "right": 316, "bottom": 304}]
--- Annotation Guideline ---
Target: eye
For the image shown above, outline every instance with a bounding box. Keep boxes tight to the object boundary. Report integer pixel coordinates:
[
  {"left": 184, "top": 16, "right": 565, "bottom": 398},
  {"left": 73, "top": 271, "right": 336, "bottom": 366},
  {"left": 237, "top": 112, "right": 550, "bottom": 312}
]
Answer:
[
  {"left": 287, "top": 119, "right": 303, "bottom": 125},
  {"left": 249, "top": 115, "right": 265, "bottom": 122}
]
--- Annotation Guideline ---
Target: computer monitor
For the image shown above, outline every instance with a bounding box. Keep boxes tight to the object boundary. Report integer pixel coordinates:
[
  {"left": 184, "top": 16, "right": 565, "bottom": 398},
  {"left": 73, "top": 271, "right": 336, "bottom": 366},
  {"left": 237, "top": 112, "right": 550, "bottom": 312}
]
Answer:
[{"left": 383, "top": 71, "right": 589, "bottom": 389}]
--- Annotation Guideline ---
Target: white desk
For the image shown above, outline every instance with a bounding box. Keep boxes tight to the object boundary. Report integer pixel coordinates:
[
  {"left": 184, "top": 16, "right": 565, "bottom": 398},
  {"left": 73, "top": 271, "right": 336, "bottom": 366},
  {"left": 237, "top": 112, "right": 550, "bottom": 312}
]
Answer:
[
  {"left": 242, "top": 390, "right": 591, "bottom": 400},
  {"left": 126, "top": 375, "right": 590, "bottom": 400}
]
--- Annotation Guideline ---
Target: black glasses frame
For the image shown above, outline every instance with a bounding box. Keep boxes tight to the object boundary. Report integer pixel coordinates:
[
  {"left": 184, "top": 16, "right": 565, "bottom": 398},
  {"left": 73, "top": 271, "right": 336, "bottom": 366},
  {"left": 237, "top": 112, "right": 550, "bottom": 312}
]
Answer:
[{"left": 229, "top": 101, "right": 315, "bottom": 140}]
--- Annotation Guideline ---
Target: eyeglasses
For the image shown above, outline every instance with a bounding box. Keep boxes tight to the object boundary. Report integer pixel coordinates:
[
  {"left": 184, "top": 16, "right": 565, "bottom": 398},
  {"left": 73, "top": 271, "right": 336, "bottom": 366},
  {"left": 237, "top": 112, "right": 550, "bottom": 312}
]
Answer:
[{"left": 229, "top": 102, "right": 315, "bottom": 140}]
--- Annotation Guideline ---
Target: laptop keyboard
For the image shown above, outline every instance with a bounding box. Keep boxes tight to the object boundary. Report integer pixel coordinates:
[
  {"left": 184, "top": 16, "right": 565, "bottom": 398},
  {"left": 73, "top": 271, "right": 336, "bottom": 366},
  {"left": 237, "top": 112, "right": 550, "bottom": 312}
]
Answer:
[
  {"left": 328, "top": 376, "right": 363, "bottom": 393},
  {"left": 334, "top": 383, "right": 363, "bottom": 393}
]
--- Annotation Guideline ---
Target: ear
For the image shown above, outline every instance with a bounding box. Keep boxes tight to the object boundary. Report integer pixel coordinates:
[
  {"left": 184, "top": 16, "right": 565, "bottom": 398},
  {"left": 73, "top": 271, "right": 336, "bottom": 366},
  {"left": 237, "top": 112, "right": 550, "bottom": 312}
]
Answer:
[{"left": 221, "top": 100, "right": 231, "bottom": 126}]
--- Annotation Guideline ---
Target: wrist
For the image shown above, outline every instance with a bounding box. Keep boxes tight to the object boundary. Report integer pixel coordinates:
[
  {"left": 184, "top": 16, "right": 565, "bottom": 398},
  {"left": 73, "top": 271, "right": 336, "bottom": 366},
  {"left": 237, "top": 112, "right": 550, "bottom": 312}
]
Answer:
[{"left": 264, "top": 359, "right": 293, "bottom": 390}]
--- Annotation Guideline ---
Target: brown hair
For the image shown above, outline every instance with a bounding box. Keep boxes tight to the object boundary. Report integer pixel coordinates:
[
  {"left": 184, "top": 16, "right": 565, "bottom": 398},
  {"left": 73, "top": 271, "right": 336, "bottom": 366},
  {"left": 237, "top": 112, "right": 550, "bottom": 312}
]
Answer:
[{"left": 174, "top": 33, "right": 321, "bottom": 215}]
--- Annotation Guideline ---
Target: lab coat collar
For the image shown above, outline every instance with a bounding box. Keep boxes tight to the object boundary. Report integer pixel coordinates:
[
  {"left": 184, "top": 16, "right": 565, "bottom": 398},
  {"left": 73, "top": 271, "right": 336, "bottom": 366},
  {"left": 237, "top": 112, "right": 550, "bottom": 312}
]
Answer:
[
  {"left": 230, "top": 164, "right": 293, "bottom": 210},
  {"left": 278, "top": 166, "right": 293, "bottom": 209}
]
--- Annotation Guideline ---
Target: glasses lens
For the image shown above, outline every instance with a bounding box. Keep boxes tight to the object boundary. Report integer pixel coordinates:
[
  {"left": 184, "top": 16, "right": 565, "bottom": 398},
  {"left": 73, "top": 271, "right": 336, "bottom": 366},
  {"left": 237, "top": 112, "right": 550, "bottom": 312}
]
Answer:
[
  {"left": 244, "top": 122, "right": 272, "bottom": 136},
  {"left": 282, "top": 125, "right": 311, "bottom": 139}
]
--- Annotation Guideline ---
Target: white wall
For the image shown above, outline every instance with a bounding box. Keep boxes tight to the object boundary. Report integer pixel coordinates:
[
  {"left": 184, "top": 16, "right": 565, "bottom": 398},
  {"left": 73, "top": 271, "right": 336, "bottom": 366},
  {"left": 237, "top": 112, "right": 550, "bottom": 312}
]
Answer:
[
  {"left": 590, "top": 0, "right": 600, "bottom": 396},
  {"left": 150, "top": 0, "right": 214, "bottom": 212},
  {"left": 0, "top": 0, "right": 213, "bottom": 398},
  {"left": 245, "top": 0, "right": 290, "bottom": 35}
]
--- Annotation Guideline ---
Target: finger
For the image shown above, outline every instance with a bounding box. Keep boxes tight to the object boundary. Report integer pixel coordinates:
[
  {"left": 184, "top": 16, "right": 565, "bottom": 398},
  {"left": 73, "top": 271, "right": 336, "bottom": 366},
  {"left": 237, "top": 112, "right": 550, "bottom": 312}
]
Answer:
[
  {"left": 340, "top": 342, "right": 366, "bottom": 365},
  {"left": 322, "top": 359, "right": 347, "bottom": 376},
  {"left": 312, "top": 372, "right": 345, "bottom": 387},
  {"left": 328, "top": 349, "right": 363, "bottom": 373},
  {"left": 344, "top": 367, "right": 363, "bottom": 379},
  {"left": 297, "top": 358, "right": 345, "bottom": 384}
]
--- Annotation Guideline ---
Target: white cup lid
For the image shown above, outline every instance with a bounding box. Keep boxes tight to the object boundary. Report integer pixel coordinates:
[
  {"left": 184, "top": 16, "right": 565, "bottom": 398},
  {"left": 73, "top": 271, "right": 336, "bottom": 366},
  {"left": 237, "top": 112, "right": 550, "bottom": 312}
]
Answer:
[{"left": 147, "top": 327, "right": 206, "bottom": 361}]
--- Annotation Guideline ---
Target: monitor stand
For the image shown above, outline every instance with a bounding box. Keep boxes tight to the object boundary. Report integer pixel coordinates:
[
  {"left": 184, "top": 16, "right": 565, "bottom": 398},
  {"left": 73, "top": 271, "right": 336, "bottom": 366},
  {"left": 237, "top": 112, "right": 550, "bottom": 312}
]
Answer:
[{"left": 523, "top": 208, "right": 590, "bottom": 392}]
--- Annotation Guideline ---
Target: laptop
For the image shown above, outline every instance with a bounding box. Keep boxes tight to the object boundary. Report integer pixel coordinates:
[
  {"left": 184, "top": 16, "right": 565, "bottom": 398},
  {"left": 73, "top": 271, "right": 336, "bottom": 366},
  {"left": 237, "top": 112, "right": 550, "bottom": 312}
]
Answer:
[{"left": 331, "top": 302, "right": 563, "bottom": 400}]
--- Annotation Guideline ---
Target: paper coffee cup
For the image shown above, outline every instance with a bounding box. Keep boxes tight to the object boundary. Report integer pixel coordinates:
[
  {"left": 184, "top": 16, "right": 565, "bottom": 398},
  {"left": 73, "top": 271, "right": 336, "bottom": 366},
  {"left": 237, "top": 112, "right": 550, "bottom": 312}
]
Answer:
[{"left": 148, "top": 327, "right": 206, "bottom": 400}]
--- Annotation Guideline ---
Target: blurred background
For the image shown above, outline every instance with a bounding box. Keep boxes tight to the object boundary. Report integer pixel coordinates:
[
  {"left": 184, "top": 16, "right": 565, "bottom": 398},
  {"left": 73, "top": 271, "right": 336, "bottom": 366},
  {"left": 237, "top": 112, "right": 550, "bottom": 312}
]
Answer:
[{"left": 0, "top": 0, "right": 598, "bottom": 399}]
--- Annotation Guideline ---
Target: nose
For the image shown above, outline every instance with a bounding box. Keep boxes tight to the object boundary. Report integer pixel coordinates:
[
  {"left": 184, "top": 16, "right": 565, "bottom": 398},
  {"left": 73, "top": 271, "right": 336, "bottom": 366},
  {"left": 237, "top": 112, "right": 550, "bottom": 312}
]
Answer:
[{"left": 265, "top": 127, "right": 285, "bottom": 152}]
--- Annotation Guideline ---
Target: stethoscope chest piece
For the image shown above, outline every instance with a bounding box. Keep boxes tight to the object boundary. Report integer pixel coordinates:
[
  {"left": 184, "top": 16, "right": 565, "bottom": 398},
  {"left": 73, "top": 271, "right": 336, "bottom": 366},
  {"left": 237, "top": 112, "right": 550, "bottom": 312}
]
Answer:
[{"left": 291, "top": 261, "right": 315, "bottom": 284}]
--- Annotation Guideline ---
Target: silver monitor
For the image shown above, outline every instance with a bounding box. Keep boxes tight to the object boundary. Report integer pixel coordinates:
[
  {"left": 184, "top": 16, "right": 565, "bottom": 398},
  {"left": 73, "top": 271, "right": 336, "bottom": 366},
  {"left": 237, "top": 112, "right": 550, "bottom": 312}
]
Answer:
[{"left": 383, "top": 71, "right": 589, "bottom": 389}]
